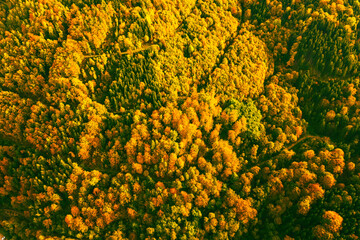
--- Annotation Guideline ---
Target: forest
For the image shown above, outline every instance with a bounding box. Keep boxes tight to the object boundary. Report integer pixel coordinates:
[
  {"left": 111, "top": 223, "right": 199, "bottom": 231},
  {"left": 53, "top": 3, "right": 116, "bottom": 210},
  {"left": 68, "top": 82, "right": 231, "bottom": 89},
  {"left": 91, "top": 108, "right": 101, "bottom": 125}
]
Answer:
[{"left": 0, "top": 0, "right": 360, "bottom": 239}]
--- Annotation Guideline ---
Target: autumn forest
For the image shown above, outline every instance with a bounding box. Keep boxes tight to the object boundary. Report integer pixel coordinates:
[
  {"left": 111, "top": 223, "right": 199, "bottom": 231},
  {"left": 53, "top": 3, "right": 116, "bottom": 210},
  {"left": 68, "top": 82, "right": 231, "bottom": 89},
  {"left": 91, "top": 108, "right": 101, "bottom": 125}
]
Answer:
[{"left": 1, "top": 0, "right": 360, "bottom": 239}]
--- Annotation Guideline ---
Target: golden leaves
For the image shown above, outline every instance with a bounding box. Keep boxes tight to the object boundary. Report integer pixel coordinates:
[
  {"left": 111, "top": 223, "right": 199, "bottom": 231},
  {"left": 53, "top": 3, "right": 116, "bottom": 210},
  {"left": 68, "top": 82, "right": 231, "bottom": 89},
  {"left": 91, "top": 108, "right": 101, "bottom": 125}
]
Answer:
[{"left": 323, "top": 211, "right": 343, "bottom": 233}]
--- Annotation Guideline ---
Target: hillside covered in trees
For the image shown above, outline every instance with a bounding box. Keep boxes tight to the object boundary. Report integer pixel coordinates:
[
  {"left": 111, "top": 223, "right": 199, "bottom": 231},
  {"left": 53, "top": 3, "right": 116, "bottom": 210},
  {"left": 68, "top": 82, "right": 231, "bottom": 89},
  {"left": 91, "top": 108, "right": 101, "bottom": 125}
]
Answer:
[{"left": 1, "top": 0, "right": 360, "bottom": 239}]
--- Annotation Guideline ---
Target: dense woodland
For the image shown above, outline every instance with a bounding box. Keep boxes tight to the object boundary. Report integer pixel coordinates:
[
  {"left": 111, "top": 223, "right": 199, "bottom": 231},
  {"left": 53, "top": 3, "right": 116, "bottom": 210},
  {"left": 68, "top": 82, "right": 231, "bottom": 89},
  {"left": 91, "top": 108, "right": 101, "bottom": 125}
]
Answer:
[{"left": 0, "top": 0, "right": 360, "bottom": 239}]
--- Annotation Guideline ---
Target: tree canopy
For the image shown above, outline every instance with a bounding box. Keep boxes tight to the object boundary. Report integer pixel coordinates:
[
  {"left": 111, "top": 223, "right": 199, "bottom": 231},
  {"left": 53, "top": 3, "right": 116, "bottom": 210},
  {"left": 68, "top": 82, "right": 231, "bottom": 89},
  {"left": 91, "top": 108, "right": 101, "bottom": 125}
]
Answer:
[{"left": 1, "top": 0, "right": 360, "bottom": 239}]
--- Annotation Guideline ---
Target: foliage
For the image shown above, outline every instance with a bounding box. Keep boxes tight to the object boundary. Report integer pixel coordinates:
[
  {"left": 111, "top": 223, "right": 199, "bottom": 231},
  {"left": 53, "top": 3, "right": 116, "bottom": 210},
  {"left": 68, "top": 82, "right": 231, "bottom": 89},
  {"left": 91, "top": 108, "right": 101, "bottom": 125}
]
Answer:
[{"left": 1, "top": 0, "right": 360, "bottom": 239}]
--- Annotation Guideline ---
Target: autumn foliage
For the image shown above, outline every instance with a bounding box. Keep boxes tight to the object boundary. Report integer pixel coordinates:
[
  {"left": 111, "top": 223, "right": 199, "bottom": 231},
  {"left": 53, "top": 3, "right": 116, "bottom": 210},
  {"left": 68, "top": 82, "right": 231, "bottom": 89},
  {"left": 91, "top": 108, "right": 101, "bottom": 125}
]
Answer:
[{"left": 1, "top": 0, "right": 360, "bottom": 239}]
